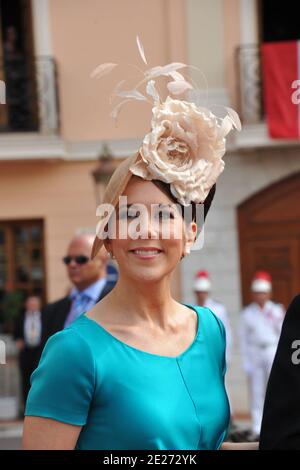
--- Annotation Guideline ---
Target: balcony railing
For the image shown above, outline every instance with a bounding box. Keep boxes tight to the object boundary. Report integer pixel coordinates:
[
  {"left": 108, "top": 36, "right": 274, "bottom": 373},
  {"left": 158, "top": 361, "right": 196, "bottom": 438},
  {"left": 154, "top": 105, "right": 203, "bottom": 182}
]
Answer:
[
  {"left": 237, "top": 45, "right": 264, "bottom": 125},
  {"left": 0, "top": 56, "right": 59, "bottom": 135}
]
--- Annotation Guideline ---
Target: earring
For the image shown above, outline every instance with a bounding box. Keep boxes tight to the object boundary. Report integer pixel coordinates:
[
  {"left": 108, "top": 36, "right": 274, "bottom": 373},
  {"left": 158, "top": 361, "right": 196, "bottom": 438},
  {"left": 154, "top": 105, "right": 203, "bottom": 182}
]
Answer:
[
  {"left": 181, "top": 246, "right": 190, "bottom": 260},
  {"left": 109, "top": 251, "right": 115, "bottom": 259}
]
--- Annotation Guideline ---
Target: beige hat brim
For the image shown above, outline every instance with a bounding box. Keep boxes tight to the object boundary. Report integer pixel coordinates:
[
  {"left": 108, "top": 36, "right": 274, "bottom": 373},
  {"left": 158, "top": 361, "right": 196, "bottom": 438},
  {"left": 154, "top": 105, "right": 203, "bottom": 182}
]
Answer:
[{"left": 91, "top": 151, "right": 140, "bottom": 259}]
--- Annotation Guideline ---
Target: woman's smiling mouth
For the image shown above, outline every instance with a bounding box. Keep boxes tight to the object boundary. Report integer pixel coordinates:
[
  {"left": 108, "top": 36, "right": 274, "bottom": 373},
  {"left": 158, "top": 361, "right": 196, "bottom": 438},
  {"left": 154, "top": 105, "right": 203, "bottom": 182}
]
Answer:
[{"left": 129, "top": 247, "right": 163, "bottom": 259}]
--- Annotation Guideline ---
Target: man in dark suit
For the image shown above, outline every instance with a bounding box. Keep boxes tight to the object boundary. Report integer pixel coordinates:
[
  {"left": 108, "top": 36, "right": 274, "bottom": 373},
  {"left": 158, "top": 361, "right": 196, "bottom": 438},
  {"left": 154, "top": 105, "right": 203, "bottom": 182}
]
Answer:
[
  {"left": 14, "top": 295, "right": 43, "bottom": 408},
  {"left": 259, "top": 294, "right": 300, "bottom": 449},
  {"left": 41, "top": 233, "right": 117, "bottom": 348}
]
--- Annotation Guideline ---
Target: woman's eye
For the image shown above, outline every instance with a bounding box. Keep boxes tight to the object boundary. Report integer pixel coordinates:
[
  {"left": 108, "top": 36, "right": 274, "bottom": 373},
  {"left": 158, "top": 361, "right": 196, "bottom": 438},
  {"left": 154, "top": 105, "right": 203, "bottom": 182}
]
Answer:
[
  {"left": 157, "top": 211, "right": 175, "bottom": 220},
  {"left": 119, "top": 211, "right": 140, "bottom": 219}
]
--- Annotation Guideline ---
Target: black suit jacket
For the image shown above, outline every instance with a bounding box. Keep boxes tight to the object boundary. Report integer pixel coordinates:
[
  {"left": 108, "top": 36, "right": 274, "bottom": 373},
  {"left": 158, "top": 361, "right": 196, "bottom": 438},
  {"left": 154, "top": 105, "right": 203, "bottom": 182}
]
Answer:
[
  {"left": 259, "top": 294, "right": 300, "bottom": 449},
  {"left": 14, "top": 309, "right": 27, "bottom": 343},
  {"left": 41, "top": 279, "right": 115, "bottom": 348},
  {"left": 14, "top": 309, "right": 43, "bottom": 368}
]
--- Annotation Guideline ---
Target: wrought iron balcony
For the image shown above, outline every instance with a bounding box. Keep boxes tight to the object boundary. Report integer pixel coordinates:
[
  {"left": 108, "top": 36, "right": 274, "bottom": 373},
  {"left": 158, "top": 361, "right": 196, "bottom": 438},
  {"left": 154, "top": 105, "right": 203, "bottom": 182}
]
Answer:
[
  {"left": 236, "top": 45, "right": 264, "bottom": 125},
  {"left": 0, "top": 56, "right": 59, "bottom": 135}
]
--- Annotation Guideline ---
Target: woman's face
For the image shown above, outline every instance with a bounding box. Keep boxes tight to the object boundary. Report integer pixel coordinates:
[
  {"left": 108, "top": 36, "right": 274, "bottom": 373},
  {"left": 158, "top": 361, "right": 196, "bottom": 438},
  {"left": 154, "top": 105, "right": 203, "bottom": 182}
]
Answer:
[{"left": 104, "top": 176, "right": 197, "bottom": 283}]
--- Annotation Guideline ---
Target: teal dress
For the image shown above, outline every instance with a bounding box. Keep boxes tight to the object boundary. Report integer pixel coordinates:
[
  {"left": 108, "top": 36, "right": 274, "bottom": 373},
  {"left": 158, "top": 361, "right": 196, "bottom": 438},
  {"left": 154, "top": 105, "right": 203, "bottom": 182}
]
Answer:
[{"left": 25, "top": 304, "right": 230, "bottom": 450}]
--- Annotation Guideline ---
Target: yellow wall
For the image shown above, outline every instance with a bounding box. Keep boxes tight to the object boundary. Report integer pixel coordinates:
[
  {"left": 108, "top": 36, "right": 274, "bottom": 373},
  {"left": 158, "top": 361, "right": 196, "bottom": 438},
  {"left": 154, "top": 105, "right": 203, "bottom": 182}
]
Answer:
[
  {"left": 0, "top": 160, "right": 97, "bottom": 300},
  {"left": 186, "top": 0, "right": 225, "bottom": 88},
  {"left": 186, "top": 0, "right": 241, "bottom": 108},
  {"left": 48, "top": 0, "right": 187, "bottom": 141},
  {"left": 223, "top": 0, "right": 241, "bottom": 108}
]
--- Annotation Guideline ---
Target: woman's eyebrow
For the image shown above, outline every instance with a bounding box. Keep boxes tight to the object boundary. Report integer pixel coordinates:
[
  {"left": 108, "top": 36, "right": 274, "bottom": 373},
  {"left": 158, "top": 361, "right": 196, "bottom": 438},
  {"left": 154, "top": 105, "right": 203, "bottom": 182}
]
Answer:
[
  {"left": 118, "top": 203, "right": 175, "bottom": 211},
  {"left": 155, "top": 204, "right": 178, "bottom": 212},
  {"left": 157, "top": 203, "right": 174, "bottom": 208},
  {"left": 118, "top": 204, "right": 134, "bottom": 211}
]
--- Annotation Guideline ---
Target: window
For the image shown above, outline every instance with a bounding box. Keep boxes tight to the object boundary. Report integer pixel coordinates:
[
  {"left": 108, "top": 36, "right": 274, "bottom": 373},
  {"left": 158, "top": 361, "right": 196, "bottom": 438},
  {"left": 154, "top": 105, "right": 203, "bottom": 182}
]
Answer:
[
  {"left": 0, "top": 220, "right": 46, "bottom": 332},
  {"left": 0, "top": 0, "right": 38, "bottom": 132},
  {"left": 260, "top": 0, "right": 300, "bottom": 43}
]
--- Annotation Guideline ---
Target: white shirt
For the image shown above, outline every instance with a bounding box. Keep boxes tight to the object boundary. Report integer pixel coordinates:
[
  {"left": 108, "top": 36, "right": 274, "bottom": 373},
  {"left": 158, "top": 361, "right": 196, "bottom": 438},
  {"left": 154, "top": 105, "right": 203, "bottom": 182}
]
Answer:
[
  {"left": 64, "top": 278, "right": 107, "bottom": 328},
  {"left": 24, "top": 310, "right": 42, "bottom": 347},
  {"left": 239, "top": 300, "right": 285, "bottom": 373}
]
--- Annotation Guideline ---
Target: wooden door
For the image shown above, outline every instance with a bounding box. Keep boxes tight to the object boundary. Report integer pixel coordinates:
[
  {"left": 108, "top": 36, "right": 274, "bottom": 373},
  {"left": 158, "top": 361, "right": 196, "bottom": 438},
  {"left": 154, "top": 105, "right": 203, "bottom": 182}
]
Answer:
[{"left": 238, "top": 172, "right": 300, "bottom": 309}]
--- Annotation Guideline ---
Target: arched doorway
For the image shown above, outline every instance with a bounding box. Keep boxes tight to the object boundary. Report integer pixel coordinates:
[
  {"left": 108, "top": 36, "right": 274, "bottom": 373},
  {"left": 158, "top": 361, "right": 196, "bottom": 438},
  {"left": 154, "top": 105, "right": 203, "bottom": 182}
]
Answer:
[{"left": 238, "top": 172, "right": 300, "bottom": 309}]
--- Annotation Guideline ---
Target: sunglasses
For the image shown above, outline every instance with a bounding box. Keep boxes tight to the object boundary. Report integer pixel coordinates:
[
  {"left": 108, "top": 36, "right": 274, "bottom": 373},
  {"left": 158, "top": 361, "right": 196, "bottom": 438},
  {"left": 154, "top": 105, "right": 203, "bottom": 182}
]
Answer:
[{"left": 63, "top": 255, "right": 90, "bottom": 265}]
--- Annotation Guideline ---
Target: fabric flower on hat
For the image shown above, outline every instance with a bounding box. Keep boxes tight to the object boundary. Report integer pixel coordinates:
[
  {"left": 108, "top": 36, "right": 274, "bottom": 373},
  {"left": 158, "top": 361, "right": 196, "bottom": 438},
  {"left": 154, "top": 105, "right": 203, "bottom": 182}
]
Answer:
[
  {"left": 129, "top": 96, "right": 237, "bottom": 206},
  {"left": 91, "top": 36, "right": 241, "bottom": 206}
]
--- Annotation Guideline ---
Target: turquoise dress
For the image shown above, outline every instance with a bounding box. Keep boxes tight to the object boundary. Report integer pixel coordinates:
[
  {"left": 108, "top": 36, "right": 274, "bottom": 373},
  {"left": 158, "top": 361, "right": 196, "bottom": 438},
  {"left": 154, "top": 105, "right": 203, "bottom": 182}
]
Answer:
[{"left": 25, "top": 304, "right": 230, "bottom": 450}]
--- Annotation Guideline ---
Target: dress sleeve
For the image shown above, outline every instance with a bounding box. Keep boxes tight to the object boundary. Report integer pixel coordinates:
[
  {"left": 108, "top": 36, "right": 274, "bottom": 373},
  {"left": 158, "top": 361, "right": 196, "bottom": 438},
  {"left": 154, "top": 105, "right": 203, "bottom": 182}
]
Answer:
[
  {"left": 214, "top": 313, "right": 227, "bottom": 378},
  {"left": 25, "top": 328, "right": 95, "bottom": 426},
  {"left": 203, "top": 307, "right": 227, "bottom": 377},
  {"left": 220, "top": 306, "right": 233, "bottom": 365}
]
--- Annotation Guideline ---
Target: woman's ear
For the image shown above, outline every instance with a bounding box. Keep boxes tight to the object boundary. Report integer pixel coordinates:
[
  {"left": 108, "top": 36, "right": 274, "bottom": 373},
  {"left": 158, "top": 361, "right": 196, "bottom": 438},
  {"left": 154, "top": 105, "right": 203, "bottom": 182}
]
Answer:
[{"left": 183, "top": 222, "right": 197, "bottom": 256}]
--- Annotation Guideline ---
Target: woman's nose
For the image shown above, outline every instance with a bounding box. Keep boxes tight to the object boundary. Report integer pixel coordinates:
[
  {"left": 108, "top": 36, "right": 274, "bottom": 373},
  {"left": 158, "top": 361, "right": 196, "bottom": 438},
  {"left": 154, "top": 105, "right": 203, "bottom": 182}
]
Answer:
[{"left": 139, "top": 211, "right": 160, "bottom": 239}]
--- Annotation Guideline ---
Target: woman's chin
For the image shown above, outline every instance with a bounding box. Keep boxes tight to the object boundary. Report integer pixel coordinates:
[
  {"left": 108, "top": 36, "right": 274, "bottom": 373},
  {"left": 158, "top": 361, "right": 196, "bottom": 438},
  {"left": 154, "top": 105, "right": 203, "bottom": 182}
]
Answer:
[{"left": 125, "top": 265, "right": 166, "bottom": 283}]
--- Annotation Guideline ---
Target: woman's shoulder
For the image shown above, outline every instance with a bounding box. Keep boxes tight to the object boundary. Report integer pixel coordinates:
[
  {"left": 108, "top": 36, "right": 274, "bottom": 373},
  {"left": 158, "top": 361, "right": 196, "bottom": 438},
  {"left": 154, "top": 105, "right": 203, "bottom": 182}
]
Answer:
[
  {"left": 192, "top": 304, "right": 225, "bottom": 331},
  {"left": 192, "top": 305, "right": 226, "bottom": 351},
  {"left": 26, "top": 319, "right": 96, "bottom": 426},
  {"left": 41, "top": 320, "right": 95, "bottom": 368}
]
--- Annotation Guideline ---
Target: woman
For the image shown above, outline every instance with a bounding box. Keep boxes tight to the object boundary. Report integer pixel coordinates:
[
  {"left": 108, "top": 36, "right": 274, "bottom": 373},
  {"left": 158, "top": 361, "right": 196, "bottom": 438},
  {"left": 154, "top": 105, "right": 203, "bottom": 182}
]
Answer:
[{"left": 23, "top": 41, "right": 253, "bottom": 450}]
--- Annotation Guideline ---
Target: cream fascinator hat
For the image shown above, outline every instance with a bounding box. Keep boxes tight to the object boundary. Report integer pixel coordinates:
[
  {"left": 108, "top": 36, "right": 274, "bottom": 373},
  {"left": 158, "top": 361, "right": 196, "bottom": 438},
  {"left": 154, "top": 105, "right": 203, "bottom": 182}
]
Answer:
[{"left": 91, "top": 37, "right": 241, "bottom": 259}]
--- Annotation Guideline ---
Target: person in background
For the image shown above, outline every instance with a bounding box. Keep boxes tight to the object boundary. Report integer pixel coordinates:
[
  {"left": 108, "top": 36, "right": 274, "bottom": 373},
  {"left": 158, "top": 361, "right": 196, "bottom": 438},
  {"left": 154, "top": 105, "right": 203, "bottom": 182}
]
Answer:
[
  {"left": 41, "top": 232, "right": 117, "bottom": 347},
  {"left": 239, "top": 271, "right": 285, "bottom": 439},
  {"left": 14, "top": 295, "right": 43, "bottom": 409},
  {"left": 194, "top": 270, "right": 233, "bottom": 365}
]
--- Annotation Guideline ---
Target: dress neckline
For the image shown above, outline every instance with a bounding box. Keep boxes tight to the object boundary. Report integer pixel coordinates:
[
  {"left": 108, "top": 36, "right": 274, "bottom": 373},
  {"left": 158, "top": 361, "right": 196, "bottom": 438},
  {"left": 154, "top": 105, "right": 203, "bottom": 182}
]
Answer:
[{"left": 81, "top": 303, "right": 201, "bottom": 360}]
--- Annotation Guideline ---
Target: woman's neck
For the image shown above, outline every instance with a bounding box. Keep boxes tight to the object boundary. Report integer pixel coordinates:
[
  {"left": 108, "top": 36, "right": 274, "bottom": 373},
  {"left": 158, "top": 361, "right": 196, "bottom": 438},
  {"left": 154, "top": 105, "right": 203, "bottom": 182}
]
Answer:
[{"left": 106, "top": 276, "right": 180, "bottom": 328}]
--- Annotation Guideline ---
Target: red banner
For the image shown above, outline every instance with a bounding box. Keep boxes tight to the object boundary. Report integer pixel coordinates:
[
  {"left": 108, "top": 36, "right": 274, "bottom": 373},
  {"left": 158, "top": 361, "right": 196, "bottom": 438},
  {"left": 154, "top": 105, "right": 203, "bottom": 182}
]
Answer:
[{"left": 261, "top": 41, "right": 300, "bottom": 138}]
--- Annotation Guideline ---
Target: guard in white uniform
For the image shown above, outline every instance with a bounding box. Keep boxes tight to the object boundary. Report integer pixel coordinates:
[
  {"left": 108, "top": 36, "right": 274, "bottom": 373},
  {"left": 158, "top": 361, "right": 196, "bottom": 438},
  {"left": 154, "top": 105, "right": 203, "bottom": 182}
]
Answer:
[
  {"left": 193, "top": 270, "right": 233, "bottom": 365},
  {"left": 239, "top": 271, "right": 285, "bottom": 437}
]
